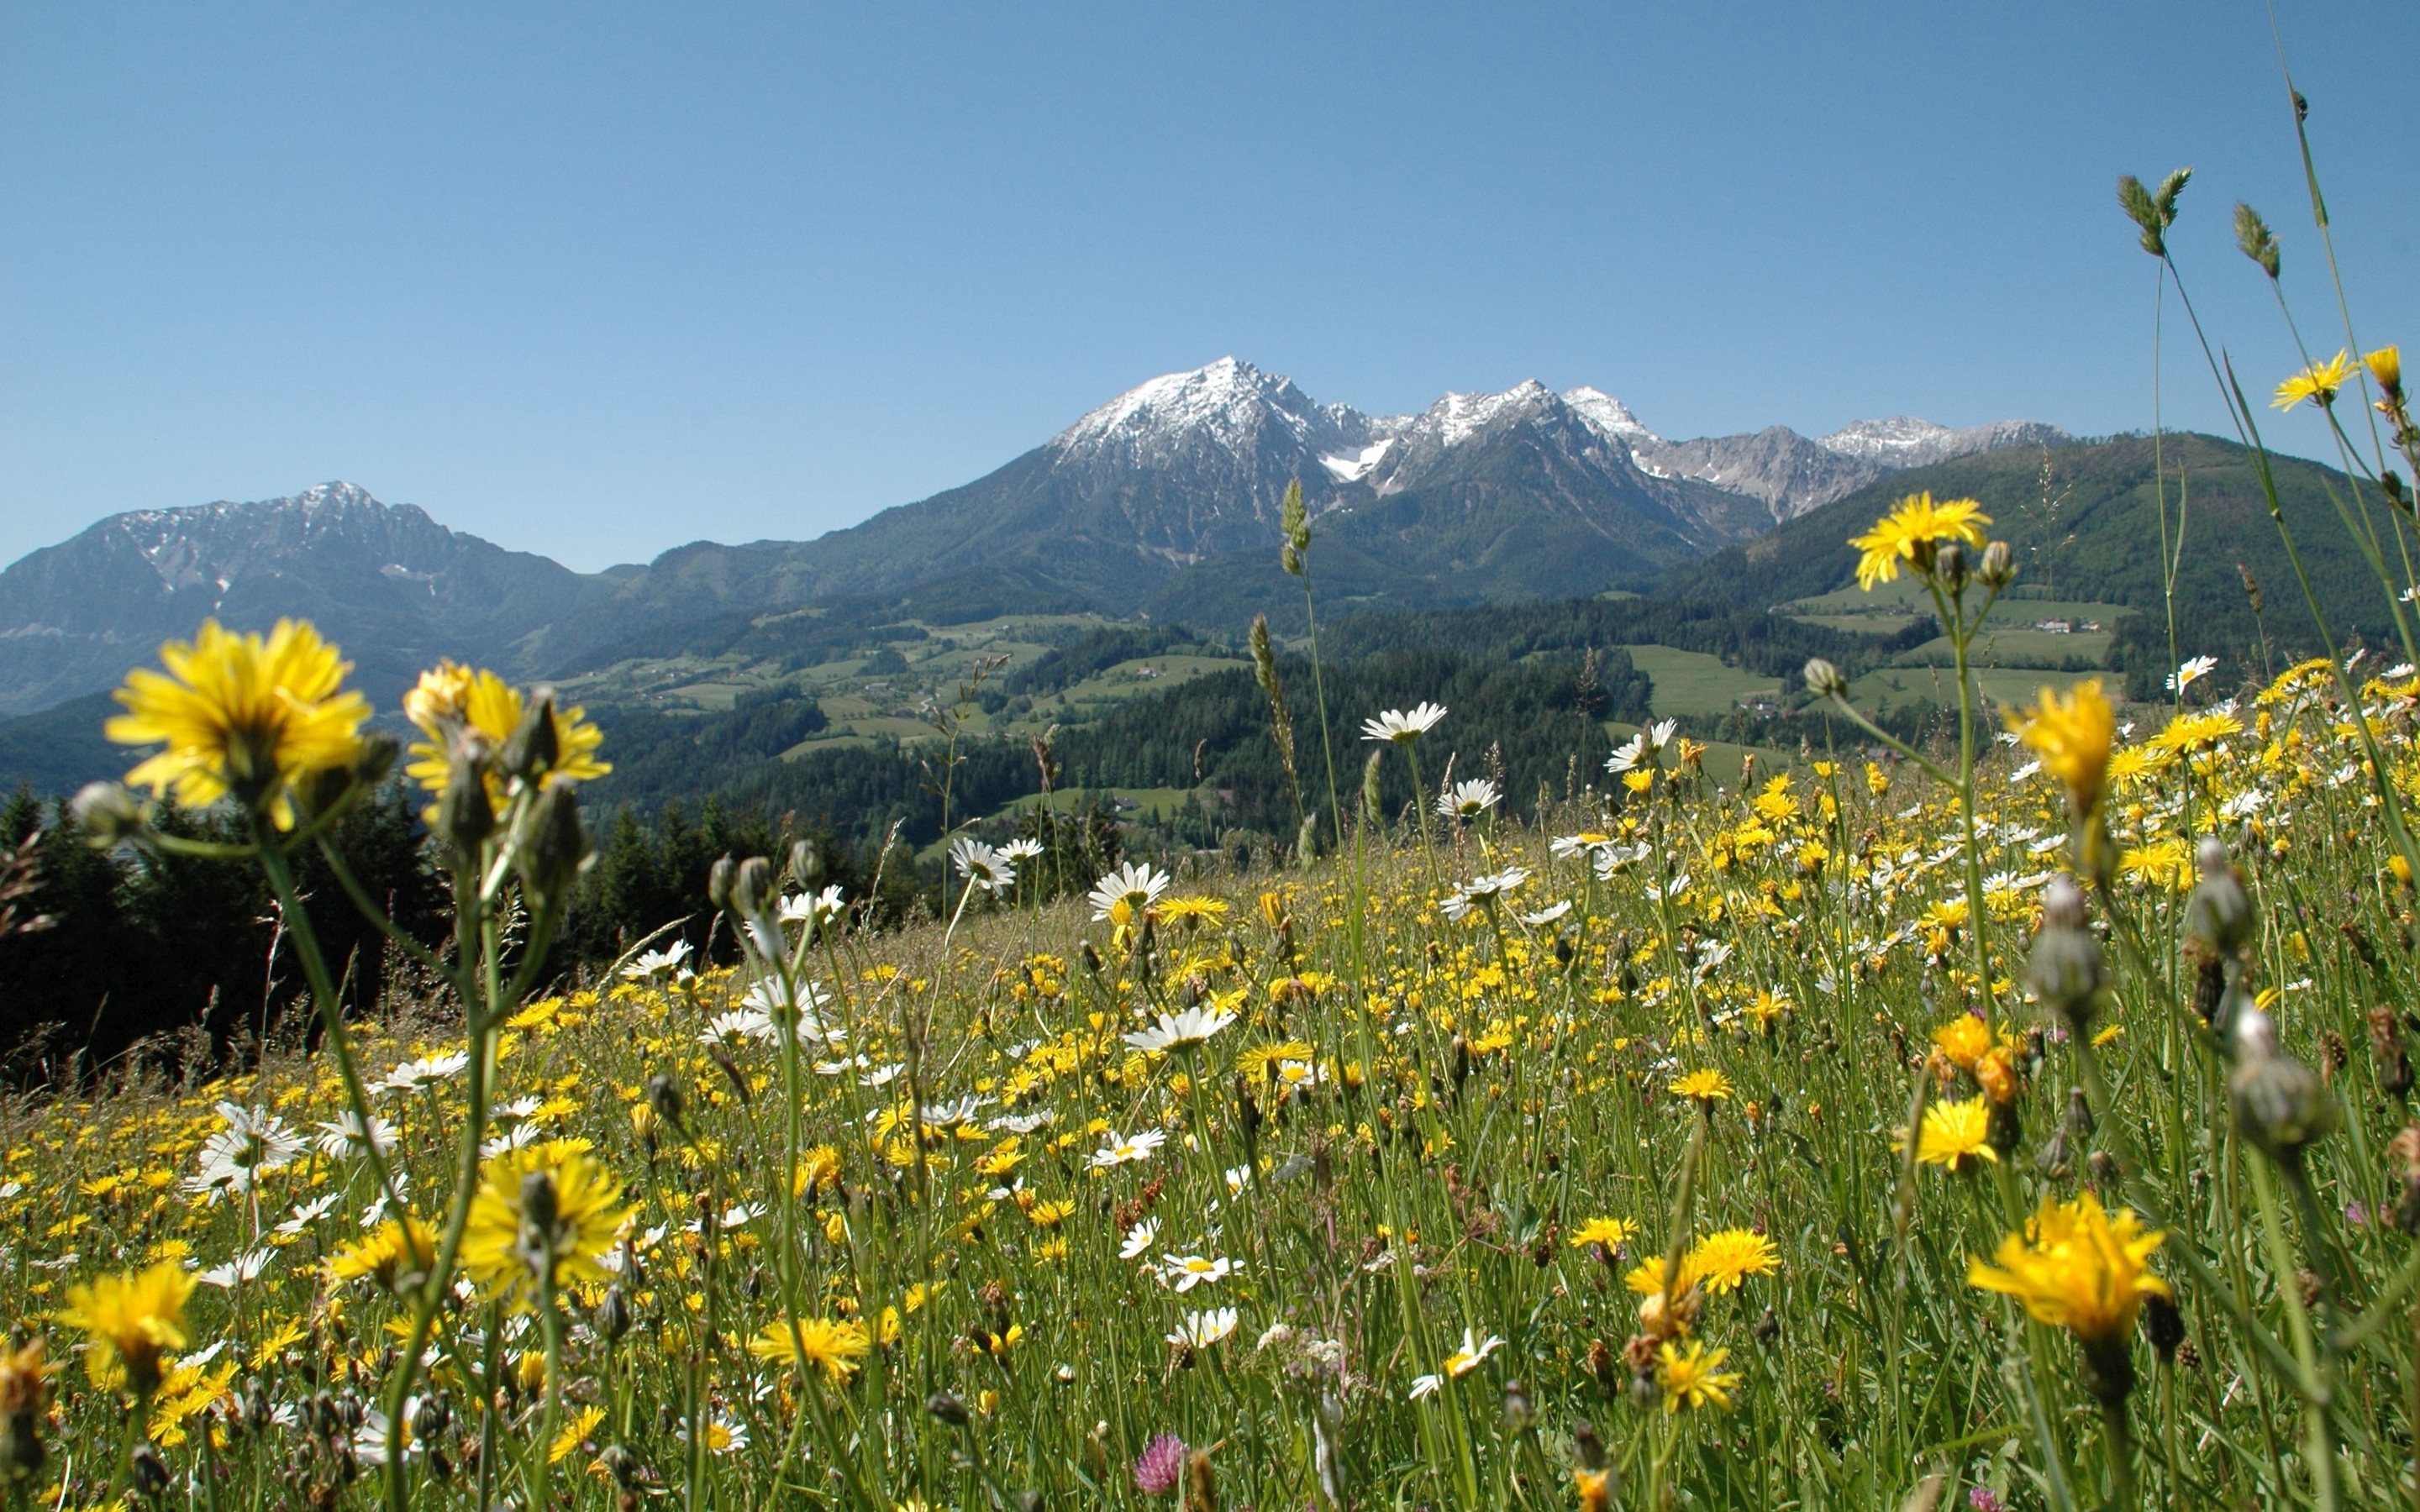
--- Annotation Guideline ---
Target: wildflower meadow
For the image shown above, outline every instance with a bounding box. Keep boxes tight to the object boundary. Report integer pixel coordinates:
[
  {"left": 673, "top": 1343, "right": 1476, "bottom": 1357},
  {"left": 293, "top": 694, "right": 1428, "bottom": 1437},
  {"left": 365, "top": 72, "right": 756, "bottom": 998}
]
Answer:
[{"left": 14, "top": 80, "right": 2420, "bottom": 1512}]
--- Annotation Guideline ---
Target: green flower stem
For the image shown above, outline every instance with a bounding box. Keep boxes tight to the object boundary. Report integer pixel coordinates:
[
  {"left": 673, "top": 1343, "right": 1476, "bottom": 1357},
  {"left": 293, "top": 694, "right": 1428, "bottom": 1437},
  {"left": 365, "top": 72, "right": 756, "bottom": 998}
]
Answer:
[
  {"left": 2247, "top": 1148, "right": 2342, "bottom": 1512},
  {"left": 2098, "top": 1396, "right": 2138, "bottom": 1511},
  {"left": 531, "top": 1263, "right": 564, "bottom": 1512},
  {"left": 250, "top": 832, "right": 405, "bottom": 1218}
]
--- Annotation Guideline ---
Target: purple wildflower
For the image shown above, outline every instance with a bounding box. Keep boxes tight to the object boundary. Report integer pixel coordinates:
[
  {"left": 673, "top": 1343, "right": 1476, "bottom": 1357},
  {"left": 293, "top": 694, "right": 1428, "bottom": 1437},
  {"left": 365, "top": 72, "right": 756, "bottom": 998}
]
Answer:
[
  {"left": 1968, "top": 1488, "right": 2007, "bottom": 1512},
  {"left": 1133, "top": 1433, "right": 1186, "bottom": 1495},
  {"left": 2348, "top": 1200, "right": 2371, "bottom": 1227}
]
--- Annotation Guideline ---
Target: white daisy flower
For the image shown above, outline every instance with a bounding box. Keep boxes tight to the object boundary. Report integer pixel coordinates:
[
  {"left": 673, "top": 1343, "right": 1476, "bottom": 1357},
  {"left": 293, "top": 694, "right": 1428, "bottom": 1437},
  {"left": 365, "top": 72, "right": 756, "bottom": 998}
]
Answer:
[
  {"left": 1089, "top": 1129, "right": 1167, "bottom": 1168},
  {"left": 1123, "top": 1005, "right": 1238, "bottom": 1054},
  {"left": 1088, "top": 861, "right": 1171, "bottom": 921},
  {"left": 1159, "top": 1254, "right": 1234, "bottom": 1292},
  {"left": 1360, "top": 702, "right": 1447, "bottom": 743},
  {"left": 1166, "top": 1307, "right": 1239, "bottom": 1349}
]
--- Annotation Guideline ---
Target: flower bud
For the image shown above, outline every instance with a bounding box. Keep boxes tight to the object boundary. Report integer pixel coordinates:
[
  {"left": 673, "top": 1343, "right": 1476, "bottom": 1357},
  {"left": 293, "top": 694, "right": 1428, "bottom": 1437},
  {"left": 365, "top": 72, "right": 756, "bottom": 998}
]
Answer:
[
  {"left": 1803, "top": 659, "right": 1849, "bottom": 700},
  {"left": 707, "top": 855, "right": 736, "bottom": 911},
  {"left": 71, "top": 782, "right": 147, "bottom": 848},
  {"left": 1932, "top": 541, "right": 1967, "bottom": 591},
  {"left": 595, "top": 1444, "right": 637, "bottom": 1489},
  {"left": 731, "top": 856, "right": 775, "bottom": 920},
  {"left": 596, "top": 1284, "right": 632, "bottom": 1342},
  {"left": 2025, "top": 877, "right": 2106, "bottom": 1029},
  {"left": 517, "top": 1170, "right": 562, "bottom": 1271},
  {"left": 1976, "top": 540, "right": 2015, "bottom": 590},
  {"left": 2230, "top": 1011, "right": 2338, "bottom": 1161},
  {"left": 516, "top": 775, "right": 589, "bottom": 904},
  {"left": 499, "top": 695, "right": 561, "bottom": 783},
  {"left": 130, "top": 1441, "right": 170, "bottom": 1497},
  {"left": 2184, "top": 838, "right": 2254, "bottom": 958},
  {"left": 2390, "top": 1127, "right": 2420, "bottom": 1233},
  {"left": 926, "top": 1391, "right": 971, "bottom": 1427},
  {"left": 647, "top": 1074, "right": 685, "bottom": 1126},
  {"left": 435, "top": 758, "right": 494, "bottom": 854},
  {"left": 2142, "top": 1291, "right": 2185, "bottom": 1363},
  {"left": 788, "top": 839, "right": 822, "bottom": 889},
  {"left": 2370, "top": 1005, "right": 2412, "bottom": 1097}
]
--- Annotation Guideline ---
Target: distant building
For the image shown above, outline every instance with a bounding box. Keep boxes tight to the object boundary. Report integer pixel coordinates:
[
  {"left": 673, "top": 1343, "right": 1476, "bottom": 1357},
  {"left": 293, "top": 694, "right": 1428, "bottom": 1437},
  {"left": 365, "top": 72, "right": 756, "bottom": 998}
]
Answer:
[{"left": 2033, "top": 619, "right": 2073, "bottom": 634}]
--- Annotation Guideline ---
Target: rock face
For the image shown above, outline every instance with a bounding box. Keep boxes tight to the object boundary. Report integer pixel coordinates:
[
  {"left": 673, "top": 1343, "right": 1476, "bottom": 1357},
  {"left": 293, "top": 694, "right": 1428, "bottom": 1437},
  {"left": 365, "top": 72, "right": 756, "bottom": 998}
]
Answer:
[{"left": 0, "top": 482, "right": 607, "bottom": 716}]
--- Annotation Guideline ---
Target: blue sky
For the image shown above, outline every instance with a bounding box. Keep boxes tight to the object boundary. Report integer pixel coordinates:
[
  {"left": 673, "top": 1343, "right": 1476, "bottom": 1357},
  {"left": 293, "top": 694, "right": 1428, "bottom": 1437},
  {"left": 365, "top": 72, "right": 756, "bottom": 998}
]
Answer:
[{"left": 3, "top": 2, "right": 2413, "bottom": 571}]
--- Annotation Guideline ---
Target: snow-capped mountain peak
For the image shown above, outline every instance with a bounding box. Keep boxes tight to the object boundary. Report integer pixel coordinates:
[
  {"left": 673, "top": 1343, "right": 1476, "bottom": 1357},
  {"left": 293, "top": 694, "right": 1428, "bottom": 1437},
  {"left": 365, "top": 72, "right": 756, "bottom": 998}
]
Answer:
[
  {"left": 1050, "top": 357, "right": 1368, "bottom": 459},
  {"left": 1814, "top": 417, "right": 1960, "bottom": 462},
  {"left": 1560, "top": 387, "right": 1660, "bottom": 444}
]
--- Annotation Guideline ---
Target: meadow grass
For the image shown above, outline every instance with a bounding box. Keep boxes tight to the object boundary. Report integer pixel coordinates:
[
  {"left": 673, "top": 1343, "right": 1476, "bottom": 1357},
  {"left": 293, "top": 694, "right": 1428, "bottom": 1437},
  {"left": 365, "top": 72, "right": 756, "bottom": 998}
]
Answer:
[{"left": 9, "top": 645, "right": 2420, "bottom": 1511}]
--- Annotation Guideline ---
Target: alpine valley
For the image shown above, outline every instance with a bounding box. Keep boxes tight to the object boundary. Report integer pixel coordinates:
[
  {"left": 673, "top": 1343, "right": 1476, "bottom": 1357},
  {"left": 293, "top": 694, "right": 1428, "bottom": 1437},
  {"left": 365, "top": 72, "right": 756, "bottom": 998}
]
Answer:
[
  {"left": 0, "top": 358, "right": 2063, "bottom": 717},
  {"left": 2, "top": 356, "right": 2391, "bottom": 822}
]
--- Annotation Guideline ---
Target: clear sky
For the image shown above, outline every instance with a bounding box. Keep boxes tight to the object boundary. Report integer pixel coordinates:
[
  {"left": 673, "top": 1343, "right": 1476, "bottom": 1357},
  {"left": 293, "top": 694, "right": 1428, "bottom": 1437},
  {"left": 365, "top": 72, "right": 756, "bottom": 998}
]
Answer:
[{"left": 3, "top": 2, "right": 2413, "bottom": 572}]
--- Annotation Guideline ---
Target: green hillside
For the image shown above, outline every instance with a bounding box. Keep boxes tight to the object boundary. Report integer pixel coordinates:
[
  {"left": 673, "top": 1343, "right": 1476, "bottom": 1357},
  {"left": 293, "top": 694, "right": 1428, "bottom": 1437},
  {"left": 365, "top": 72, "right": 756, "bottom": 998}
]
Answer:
[{"left": 1667, "top": 432, "right": 2412, "bottom": 695}]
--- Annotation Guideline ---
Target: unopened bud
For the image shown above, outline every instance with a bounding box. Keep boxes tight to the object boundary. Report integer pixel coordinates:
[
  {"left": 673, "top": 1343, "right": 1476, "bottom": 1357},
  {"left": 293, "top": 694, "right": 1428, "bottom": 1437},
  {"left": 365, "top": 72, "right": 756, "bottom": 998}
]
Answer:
[
  {"left": 435, "top": 759, "right": 494, "bottom": 854},
  {"left": 1932, "top": 541, "right": 1967, "bottom": 591},
  {"left": 596, "top": 1284, "right": 632, "bottom": 1341},
  {"left": 1803, "top": 659, "right": 1849, "bottom": 700},
  {"left": 499, "top": 695, "right": 561, "bottom": 782},
  {"left": 732, "top": 856, "right": 775, "bottom": 919},
  {"left": 707, "top": 855, "right": 737, "bottom": 910},
  {"left": 788, "top": 839, "right": 821, "bottom": 888},
  {"left": 2184, "top": 838, "right": 2254, "bottom": 958},
  {"left": 129, "top": 1441, "right": 170, "bottom": 1496},
  {"left": 2142, "top": 1291, "right": 2185, "bottom": 1363},
  {"left": 926, "top": 1392, "right": 971, "bottom": 1427},
  {"left": 1976, "top": 540, "right": 2015, "bottom": 590},
  {"left": 647, "top": 1074, "right": 685, "bottom": 1125},
  {"left": 517, "top": 1170, "right": 561, "bottom": 1268},
  {"left": 71, "top": 782, "right": 146, "bottom": 848},
  {"left": 2230, "top": 1011, "right": 2337, "bottom": 1159},
  {"left": 517, "top": 775, "right": 589, "bottom": 903},
  {"left": 2025, "top": 878, "right": 2106, "bottom": 1029}
]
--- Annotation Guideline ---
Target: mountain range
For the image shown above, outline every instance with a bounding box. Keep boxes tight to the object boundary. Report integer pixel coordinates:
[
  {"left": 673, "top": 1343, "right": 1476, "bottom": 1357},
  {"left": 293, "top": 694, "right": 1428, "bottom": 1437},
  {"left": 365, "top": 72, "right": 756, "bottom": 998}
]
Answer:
[{"left": 0, "top": 358, "right": 2067, "bottom": 717}]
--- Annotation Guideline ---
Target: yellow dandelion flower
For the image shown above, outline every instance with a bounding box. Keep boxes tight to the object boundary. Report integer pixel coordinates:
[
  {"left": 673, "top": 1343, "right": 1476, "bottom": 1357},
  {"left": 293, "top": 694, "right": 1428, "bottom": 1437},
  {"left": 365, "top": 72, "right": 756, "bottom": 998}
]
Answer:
[
  {"left": 2008, "top": 679, "right": 2114, "bottom": 817},
  {"left": 106, "top": 618, "right": 371, "bottom": 829},
  {"left": 460, "top": 1142, "right": 633, "bottom": 1314},
  {"left": 402, "top": 660, "right": 609, "bottom": 820},
  {"left": 2272, "top": 349, "right": 2355, "bottom": 410},
  {"left": 1683, "top": 1228, "right": 1778, "bottom": 1294},
  {"left": 747, "top": 1316, "right": 872, "bottom": 1384},
  {"left": 1576, "top": 1467, "right": 1613, "bottom": 1512},
  {"left": 1157, "top": 896, "right": 1229, "bottom": 929},
  {"left": 1967, "top": 1190, "right": 2168, "bottom": 1343},
  {"left": 2368, "top": 344, "right": 2402, "bottom": 393},
  {"left": 550, "top": 1404, "right": 605, "bottom": 1464},
  {"left": 1930, "top": 1015, "right": 1993, "bottom": 1072},
  {"left": 329, "top": 1217, "right": 439, "bottom": 1294},
  {"left": 1848, "top": 491, "right": 1991, "bottom": 591},
  {"left": 2150, "top": 709, "right": 2241, "bottom": 756},
  {"left": 59, "top": 1260, "right": 194, "bottom": 1394},
  {"left": 1670, "top": 1069, "right": 1733, "bottom": 1104},
  {"left": 1911, "top": 1097, "right": 1998, "bottom": 1173},
  {"left": 1655, "top": 1339, "right": 1740, "bottom": 1414},
  {"left": 1567, "top": 1216, "right": 1639, "bottom": 1252}
]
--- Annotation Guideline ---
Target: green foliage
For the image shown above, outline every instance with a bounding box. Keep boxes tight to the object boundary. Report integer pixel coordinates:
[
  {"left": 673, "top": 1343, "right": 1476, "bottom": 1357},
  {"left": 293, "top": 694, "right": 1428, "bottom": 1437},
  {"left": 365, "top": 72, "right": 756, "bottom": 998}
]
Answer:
[
  {"left": 0, "top": 782, "right": 447, "bottom": 1080},
  {"left": 1673, "top": 433, "right": 2402, "bottom": 696}
]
